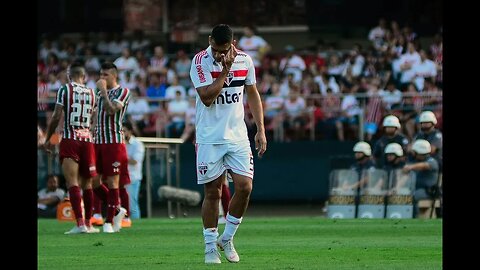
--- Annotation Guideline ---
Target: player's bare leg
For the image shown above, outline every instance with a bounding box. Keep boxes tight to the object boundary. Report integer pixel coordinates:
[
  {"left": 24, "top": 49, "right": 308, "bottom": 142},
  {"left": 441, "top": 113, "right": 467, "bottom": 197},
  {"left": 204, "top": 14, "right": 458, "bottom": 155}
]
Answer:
[
  {"left": 202, "top": 175, "right": 223, "bottom": 263},
  {"left": 217, "top": 171, "right": 252, "bottom": 263},
  {"left": 62, "top": 158, "right": 87, "bottom": 234}
]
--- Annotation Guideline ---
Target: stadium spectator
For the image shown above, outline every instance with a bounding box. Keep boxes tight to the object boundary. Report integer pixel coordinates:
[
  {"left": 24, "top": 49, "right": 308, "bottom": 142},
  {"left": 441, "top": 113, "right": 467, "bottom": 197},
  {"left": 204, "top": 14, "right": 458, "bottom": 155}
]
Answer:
[
  {"left": 319, "top": 87, "right": 343, "bottom": 140},
  {"left": 398, "top": 42, "right": 421, "bottom": 91},
  {"left": 165, "top": 76, "right": 187, "bottom": 100},
  {"left": 379, "top": 80, "right": 402, "bottom": 111},
  {"left": 126, "top": 88, "right": 150, "bottom": 135},
  {"left": 175, "top": 49, "right": 193, "bottom": 89},
  {"left": 114, "top": 48, "right": 140, "bottom": 85},
  {"left": 339, "top": 82, "right": 361, "bottom": 140},
  {"left": 363, "top": 80, "right": 384, "bottom": 141},
  {"left": 148, "top": 45, "right": 169, "bottom": 74},
  {"left": 413, "top": 50, "right": 437, "bottom": 92},
  {"left": 38, "top": 175, "right": 65, "bottom": 218},
  {"left": 165, "top": 90, "right": 189, "bottom": 138},
  {"left": 282, "top": 87, "right": 307, "bottom": 141},
  {"left": 189, "top": 24, "right": 266, "bottom": 264},
  {"left": 238, "top": 25, "right": 271, "bottom": 77},
  {"left": 368, "top": 18, "right": 388, "bottom": 50},
  {"left": 279, "top": 45, "right": 306, "bottom": 83}
]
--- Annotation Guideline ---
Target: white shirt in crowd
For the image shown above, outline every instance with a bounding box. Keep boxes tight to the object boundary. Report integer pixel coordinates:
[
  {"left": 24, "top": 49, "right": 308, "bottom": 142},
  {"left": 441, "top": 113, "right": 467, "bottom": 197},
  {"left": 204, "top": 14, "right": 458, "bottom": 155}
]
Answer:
[
  {"left": 238, "top": 35, "right": 268, "bottom": 67},
  {"left": 379, "top": 89, "right": 403, "bottom": 110},
  {"left": 165, "top": 85, "right": 187, "bottom": 100},
  {"left": 37, "top": 188, "right": 65, "bottom": 210},
  {"left": 399, "top": 52, "right": 421, "bottom": 83},
  {"left": 341, "top": 95, "right": 362, "bottom": 117},
  {"left": 284, "top": 97, "right": 306, "bottom": 118},
  {"left": 279, "top": 55, "right": 306, "bottom": 83},
  {"left": 413, "top": 59, "right": 437, "bottom": 91},
  {"left": 127, "top": 98, "right": 150, "bottom": 122},
  {"left": 168, "top": 98, "right": 189, "bottom": 123}
]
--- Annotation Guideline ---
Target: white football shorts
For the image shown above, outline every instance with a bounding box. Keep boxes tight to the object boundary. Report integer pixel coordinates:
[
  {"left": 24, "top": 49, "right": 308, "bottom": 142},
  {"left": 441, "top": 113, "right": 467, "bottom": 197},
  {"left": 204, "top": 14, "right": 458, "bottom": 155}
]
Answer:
[{"left": 195, "top": 141, "right": 254, "bottom": 184}]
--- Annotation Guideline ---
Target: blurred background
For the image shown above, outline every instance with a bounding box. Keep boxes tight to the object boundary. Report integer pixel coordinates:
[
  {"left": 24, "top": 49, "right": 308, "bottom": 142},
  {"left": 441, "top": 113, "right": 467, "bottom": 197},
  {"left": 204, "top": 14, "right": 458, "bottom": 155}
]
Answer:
[{"left": 37, "top": 0, "right": 442, "bottom": 217}]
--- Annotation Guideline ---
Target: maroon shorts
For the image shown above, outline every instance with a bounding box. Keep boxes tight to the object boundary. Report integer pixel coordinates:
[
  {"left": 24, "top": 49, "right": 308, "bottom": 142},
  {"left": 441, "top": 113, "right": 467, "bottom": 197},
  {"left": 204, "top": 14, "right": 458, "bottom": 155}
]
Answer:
[
  {"left": 59, "top": 139, "right": 97, "bottom": 178},
  {"left": 95, "top": 143, "right": 131, "bottom": 185}
]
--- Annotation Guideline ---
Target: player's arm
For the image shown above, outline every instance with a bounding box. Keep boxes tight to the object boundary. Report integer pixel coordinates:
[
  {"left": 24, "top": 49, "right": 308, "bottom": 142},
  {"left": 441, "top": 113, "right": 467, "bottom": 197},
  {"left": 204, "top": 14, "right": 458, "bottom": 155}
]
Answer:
[
  {"left": 44, "top": 86, "right": 66, "bottom": 151},
  {"left": 196, "top": 45, "right": 237, "bottom": 107},
  {"left": 244, "top": 52, "right": 267, "bottom": 157},
  {"left": 96, "top": 79, "right": 124, "bottom": 115},
  {"left": 38, "top": 196, "right": 60, "bottom": 206}
]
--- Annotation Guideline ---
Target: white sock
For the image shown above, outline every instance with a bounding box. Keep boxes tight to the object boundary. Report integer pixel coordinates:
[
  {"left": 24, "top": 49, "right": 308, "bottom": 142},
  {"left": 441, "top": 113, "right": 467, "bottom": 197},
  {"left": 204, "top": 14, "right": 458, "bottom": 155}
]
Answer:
[
  {"left": 221, "top": 213, "right": 243, "bottom": 242},
  {"left": 203, "top": 227, "right": 219, "bottom": 251}
]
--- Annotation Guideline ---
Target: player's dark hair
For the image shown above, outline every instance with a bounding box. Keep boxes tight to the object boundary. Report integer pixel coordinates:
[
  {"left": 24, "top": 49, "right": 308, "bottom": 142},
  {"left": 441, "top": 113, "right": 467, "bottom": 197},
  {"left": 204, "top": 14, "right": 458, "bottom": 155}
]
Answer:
[
  {"left": 211, "top": 24, "right": 233, "bottom": 45},
  {"left": 68, "top": 61, "right": 86, "bottom": 78},
  {"left": 101, "top": 62, "right": 118, "bottom": 74}
]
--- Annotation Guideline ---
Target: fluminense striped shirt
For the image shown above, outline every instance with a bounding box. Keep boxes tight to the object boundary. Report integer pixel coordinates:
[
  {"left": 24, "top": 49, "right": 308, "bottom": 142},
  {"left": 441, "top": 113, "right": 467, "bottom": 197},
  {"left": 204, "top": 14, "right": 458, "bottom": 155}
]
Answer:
[
  {"left": 94, "top": 86, "right": 131, "bottom": 144},
  {"left": 56, "top": 82, "right": 96, "bottom": 142}
]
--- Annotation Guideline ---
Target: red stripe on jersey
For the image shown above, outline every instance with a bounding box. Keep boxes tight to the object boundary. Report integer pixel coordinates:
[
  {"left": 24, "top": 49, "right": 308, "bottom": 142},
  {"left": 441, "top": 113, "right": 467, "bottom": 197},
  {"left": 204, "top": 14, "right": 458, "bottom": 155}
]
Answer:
[
  {"left": 195, "top": 50, "right": 207, "bottom": 64},
  {"left": 210, "top": 70, "right": 248, "bottom": 78},
  {"left": 118, "top": 87, "right": 129, "bottom": 103}
]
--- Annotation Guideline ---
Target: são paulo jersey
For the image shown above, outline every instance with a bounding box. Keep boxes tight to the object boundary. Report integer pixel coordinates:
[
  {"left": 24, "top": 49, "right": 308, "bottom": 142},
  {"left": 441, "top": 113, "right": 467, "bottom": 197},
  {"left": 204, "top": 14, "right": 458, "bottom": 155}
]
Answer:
[{"left": 190, "top": 46, "right": 256, "bottom": 144}]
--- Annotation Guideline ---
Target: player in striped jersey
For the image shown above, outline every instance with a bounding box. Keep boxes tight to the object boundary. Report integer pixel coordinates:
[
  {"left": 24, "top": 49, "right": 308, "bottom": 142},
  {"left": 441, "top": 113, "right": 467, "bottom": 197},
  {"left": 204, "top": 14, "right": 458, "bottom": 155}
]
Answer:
[
  {"left": 91, "top": 62, "right": 131, "bottom": 233},
  {"left": 43, "top": 62, "right": 99, "bottom": 234}
]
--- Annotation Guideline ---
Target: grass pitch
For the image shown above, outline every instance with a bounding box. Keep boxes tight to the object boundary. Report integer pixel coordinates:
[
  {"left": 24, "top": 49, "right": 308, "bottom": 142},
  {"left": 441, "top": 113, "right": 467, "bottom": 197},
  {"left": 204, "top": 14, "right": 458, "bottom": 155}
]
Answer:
[{"left": 38, "top": 217, "right": 441, "bottom": 269}]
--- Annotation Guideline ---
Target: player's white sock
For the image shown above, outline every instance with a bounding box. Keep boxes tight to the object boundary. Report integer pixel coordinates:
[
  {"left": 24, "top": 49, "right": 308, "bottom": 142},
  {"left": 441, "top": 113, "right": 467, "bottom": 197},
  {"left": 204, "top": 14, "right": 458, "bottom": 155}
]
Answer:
[
  {"left": 203, "top": 227, "right": 219, "bottom": 251},
  {"left": 221, "top": 213, "right": 243, "bottom": 242}
]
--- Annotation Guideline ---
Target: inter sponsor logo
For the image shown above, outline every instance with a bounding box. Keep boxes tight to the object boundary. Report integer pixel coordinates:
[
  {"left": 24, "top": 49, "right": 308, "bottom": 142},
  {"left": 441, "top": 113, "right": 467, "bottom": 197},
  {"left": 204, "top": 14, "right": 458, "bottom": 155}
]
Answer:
[
  {"left": 196, "top": 65, "right": 206, "bottom": 83},
  {"left": 213, "top": 90, "right": 242, "bottom": 105}
]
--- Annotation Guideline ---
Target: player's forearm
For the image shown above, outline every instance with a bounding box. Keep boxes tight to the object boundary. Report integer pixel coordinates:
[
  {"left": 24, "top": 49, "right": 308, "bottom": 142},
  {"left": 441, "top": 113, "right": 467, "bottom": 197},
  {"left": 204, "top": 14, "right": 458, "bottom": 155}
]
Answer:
[
  {"left": 100, "top": 92, "right": 120, "bottom": 115},
  {"left": 247, "top": 90, "right": 265, "bottom": 132},
  {"left": 199, "top": 69, "right": 230, "bottom": 107},
  {"left": 45, "top": 113, "right": 61, "bottom": 142}
]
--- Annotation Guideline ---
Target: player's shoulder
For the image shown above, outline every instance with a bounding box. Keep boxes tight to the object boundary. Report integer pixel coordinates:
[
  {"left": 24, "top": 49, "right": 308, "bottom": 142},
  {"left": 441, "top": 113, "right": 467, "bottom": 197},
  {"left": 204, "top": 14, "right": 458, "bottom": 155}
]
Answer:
[{"left": 193, "top": 49, "right": 210, "bottom": 65}]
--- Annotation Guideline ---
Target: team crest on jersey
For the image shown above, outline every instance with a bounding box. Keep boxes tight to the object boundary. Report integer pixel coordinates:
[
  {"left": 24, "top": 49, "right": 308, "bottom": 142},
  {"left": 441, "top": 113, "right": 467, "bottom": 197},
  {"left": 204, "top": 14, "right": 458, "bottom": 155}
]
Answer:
[
  {"left": 224, "top": 71, "right": 234, "bottom": 86},
  {"left": 112, "top": 161, "right": 120, "bottom": 173},
  {"left": 198, "top": 162, "right": 208, "bottom": 176}
]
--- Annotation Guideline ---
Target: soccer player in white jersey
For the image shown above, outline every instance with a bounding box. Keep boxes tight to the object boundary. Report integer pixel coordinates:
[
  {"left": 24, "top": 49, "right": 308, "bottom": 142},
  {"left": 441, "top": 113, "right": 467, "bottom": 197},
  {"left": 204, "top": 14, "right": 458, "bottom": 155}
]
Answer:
[
  {"left": 43, "top": 62, "right": 99, "bottom": 234},
  {"left": 190, "top": 24, "right": 267, "bottom": 264}
]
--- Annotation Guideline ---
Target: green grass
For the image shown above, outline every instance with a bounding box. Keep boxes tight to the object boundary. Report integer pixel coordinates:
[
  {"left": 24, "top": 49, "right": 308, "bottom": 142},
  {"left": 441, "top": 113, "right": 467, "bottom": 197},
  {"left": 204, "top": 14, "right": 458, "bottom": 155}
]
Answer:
[{"left": 38, "top": 218, "right": 442, "bottom": 269}]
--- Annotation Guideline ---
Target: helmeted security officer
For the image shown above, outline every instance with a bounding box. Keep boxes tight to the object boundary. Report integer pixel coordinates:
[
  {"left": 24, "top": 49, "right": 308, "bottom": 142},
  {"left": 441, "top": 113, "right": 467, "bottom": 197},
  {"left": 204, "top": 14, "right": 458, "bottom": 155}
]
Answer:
[
  {"left": 413, "top": 111, "right": 442, "bottom": 169},
  {"left": 403, "top": 139, "right": 440, "bottom": 217},
  {"left": 373, "top": 115, "right": 409, "bottom": 168}
]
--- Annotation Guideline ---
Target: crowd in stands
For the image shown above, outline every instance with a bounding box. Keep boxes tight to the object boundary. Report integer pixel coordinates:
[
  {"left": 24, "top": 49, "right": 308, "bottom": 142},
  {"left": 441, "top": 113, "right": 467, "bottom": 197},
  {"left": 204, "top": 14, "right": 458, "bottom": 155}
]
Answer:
[{"left": 38, "top": 19, "right": 442, "bottom": 143}]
